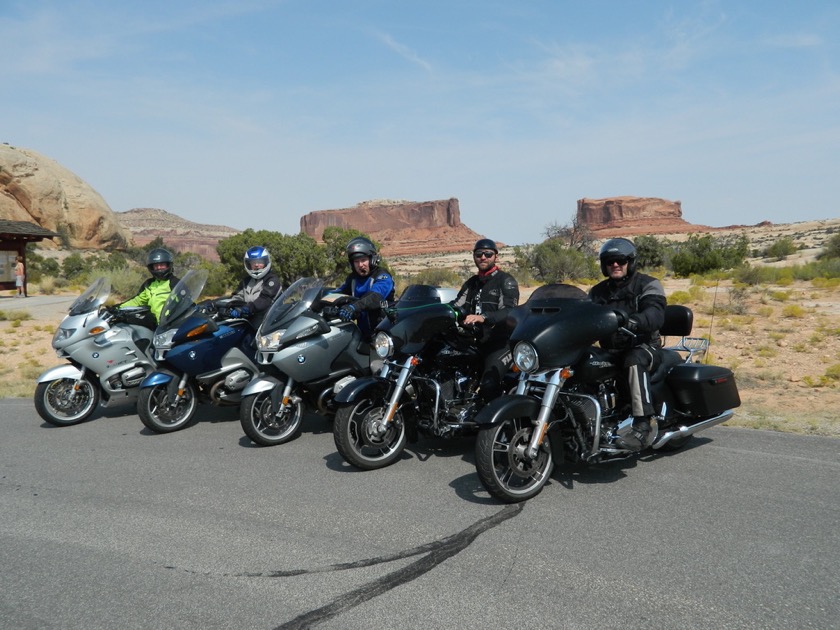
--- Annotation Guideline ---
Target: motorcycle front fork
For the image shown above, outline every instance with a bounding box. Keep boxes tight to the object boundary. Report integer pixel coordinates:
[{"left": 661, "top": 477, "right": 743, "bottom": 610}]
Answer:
[
  {"left": 270, "top": 378, "right": 297, "bottom": 416},
  {"left": 371, "top": 356, "right": 416, "bottom": 437},
  {"left": 523, "top": 370, "right": 566, "bottom": 460}
]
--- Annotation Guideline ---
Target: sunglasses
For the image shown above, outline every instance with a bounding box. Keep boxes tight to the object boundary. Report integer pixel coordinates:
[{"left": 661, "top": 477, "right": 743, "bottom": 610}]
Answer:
[
  {"left": 605, "top": 257, "right": 629, "bottom": 266},
  {"left": 474, "top": 250, "right": 496, "bottom": 259}
]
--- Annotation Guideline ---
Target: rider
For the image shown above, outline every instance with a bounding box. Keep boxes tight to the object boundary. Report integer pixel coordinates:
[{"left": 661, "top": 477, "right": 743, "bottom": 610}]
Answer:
[
  {"left": 451, "top": 238, "right": 519, "bottom": 403},
  {"left": 335, "top": 237, "right": 395, "bottom": 340},
  {"left": 589, "top": 237, "right": 667, "bottom": 451},
  {"left": 224, "top": 246, "right": 282, "bottom": 324},
  {"left": 118, "top": 247, "right": 180, "bottom": 323}
]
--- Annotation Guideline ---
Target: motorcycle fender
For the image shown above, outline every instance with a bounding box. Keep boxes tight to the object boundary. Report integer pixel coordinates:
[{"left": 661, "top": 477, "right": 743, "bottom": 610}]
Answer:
[
  {"left": 37, "top": 364, "right": 83, "bottom": 384},
  {"left": 139, "top": 369, "right": 177, "bottom": 389},
  {"left": 333, "top": 375, "right": 389, "bottom": 404},
  {"left": 241, "top": 375, "right": 282, "bottom": 397},
  {"left": 474, "top": 394, "right": 541, "bottom": 427}
]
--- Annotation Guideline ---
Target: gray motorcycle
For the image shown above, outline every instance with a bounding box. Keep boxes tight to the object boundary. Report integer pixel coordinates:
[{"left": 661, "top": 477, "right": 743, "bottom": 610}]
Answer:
[
  {"left": 34, "top": 277, "right": 158, "bottom": 426},
  {"left": 239, "top": 277, "right": 371, "bottom": 446}
]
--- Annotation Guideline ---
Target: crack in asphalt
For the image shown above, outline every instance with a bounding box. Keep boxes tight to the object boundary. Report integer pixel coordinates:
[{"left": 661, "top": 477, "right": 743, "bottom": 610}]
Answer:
[{"left": 271, "top": 503, "right": 524, "bottom": 629}]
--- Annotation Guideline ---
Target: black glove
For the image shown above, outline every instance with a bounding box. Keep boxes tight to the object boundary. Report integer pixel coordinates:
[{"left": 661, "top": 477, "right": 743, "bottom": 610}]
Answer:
[
  {"left": 229, "top": 306, "right": 251, "bottom": 319},
  {"left": 626, "top": 315, "right": 640, "bottom": 333},
  {"left": 338, "top": 304, "right": 356, "bottom": 322}
]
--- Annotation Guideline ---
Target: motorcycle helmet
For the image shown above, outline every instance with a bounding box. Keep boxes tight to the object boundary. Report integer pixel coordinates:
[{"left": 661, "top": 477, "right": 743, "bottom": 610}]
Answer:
[
  {"left": 599, "top": 237, "right": 637, "bottom": 277},
  {"left": 146, "top": 247, "right": 174, "bottom": 280},
  {"left": 473, "top": 238, "right": 498, "bottom": 254},
  {"left": 244, "top": 246, "right": 272, "bottom": 279},
  {"left": 346, "top": 237, "right": 381, "bottom": 268}
]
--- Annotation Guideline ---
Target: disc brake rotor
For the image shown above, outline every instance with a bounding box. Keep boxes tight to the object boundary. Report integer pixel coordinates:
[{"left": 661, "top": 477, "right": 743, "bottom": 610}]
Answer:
[
  {"left": 505, "top": 427, "right": 546, "bottom": 479},
  {"left": 359, "top": 407, "right": 396, "bottom": 448}
]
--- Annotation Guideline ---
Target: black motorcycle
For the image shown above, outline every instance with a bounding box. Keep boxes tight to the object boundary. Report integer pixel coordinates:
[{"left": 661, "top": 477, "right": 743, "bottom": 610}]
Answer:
[
  {"left": 332, "top": 285, "right": 486, "bottom": 470},
  {"left": 473, "top": 283, "right": 741, "bottom": 503}
]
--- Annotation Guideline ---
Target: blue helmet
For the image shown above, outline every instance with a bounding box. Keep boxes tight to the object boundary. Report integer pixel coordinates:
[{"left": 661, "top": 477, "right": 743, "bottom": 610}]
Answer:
[{"left": 244, "top": 246, "right": 271, "bottom": 279}]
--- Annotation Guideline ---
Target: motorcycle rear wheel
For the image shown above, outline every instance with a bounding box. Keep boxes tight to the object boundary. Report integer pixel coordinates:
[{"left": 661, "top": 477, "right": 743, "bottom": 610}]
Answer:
[
  {"left": 333, "top": 397, "right": 406, "bottom": 470},
  {"left": 240, "top": 390, "right": 303, "bottom": 446},
  {"left": 34, "top": 378, "right": 100, "bottom": 426},
  {"left": 475, "top": 415, "right": 554, "bottom": 503},
  {"left": 138, "top": 382, "right": 198, "bottom": 433}
]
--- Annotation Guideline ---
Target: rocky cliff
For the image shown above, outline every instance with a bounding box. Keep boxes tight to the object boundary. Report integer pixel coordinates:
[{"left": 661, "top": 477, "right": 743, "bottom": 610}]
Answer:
[
  {"left": 577, "top": 196, "right": 706, "bottom": 236},
  {"left": 116, "top": 208, "right": 239, "bottom": 261},
  {"left": 300, "top": 198, "right": 488, "bottom": 255},
  {"left": 0, "top": 144, "right": 131, "bottom": 248}
]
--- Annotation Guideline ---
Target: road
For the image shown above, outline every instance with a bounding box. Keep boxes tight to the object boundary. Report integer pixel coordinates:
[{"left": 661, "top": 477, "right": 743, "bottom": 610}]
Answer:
[{"left": 1, "top": 399, "right": 838, "bottom": 629}]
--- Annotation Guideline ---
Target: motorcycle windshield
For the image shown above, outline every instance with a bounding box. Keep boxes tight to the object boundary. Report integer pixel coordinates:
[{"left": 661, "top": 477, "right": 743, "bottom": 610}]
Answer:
[
  {"left": 158, "top": 269, "right": 209, "bottom": 330},
  {"left": 69, "top": 277, "right": 111, "bottom": 315},
  {"left": 511, "top": 297, "right": 619, "bottom": 368},
  {"left": 260, "top": 277, "right": 325, "bottom": 333},
  {"left": 380, "top": 302, "right": 457, "bottom": 355}
]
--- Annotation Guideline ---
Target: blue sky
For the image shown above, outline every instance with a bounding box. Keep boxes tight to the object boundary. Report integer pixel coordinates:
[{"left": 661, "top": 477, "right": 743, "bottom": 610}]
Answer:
[{"left": 2, "top": 1, "right": 838, "bottom": 245}]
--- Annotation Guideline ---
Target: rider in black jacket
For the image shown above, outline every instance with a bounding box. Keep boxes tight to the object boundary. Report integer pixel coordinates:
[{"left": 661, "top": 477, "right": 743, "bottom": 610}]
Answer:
[
  {"left": 451, "top": 238, "right": 520, "bottom": 403},
  {"left": 590, "top": 237, "right": 666, "bottom": 451}
]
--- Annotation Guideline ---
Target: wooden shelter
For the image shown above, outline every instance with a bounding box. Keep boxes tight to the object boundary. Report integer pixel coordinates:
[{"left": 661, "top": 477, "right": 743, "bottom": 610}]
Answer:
[{"left": 0, "top": 220, "right": 59, "bottom": 294}]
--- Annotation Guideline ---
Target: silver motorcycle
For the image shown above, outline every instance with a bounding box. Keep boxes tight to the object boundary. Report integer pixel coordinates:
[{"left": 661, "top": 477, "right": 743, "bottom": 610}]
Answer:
[{"left": 35, "top": 277, "right": 158, "bottom": 426}]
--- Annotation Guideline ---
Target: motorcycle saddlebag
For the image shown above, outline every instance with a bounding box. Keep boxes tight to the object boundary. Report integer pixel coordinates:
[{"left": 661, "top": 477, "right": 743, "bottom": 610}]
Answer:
[{"left": 666, "top": 363, "right": 741, "bottom": 417}]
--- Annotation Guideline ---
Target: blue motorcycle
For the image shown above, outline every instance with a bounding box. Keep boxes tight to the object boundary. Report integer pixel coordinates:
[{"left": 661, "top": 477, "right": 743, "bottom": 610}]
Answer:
[{"left": 137, "top": 269, "right": 262, "bottom": 433}]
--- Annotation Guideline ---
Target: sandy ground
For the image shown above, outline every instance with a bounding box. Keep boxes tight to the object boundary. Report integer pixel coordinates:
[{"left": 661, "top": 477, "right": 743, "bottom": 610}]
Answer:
[{"left": 3, "top": 272, "right": 839, "bottom": 437}]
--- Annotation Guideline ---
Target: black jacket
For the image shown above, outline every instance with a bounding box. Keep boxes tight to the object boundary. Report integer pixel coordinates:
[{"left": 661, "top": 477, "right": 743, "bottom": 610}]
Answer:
[
  {"left": 589, "top": 272, "right": 666, "bottom": 350},
  {"left": 452, "top": 268, "right": 519, "bottom": 341}
]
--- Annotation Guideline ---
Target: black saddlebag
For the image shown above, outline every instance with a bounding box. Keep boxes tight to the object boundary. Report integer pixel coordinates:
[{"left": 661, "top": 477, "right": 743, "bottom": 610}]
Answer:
[{"left": 666, "top": 363, "right": 741, "bottom": 417}]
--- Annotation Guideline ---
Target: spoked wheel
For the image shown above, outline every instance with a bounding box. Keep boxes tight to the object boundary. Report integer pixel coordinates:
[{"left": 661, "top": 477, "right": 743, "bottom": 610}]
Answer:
[
  {"left": 240, "top": 390, "right": 303, "bottom": 446},
  {"left": 474, "top": 415, "right": 554, "bottom": 503},
  {"left": 34, "top": 378, "right": 100, "bottom": 426},
  {"left": 138, "top": 382, "right": 198, "bottom": 433},
  {"left": 333, "top": 397, "right": 406, "bottom": 470}
]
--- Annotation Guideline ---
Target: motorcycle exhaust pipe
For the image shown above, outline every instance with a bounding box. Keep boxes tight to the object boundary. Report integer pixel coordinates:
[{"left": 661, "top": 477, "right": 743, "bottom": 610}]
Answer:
[{"left": 652, "top": 410, "right": 734, "bottom": 450}]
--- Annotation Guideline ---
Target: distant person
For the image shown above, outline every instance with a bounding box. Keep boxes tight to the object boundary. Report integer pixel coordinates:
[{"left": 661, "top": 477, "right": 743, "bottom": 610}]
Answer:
[
  {"left": 118, "top": 248, "right": 180, "bottom": 323},
  {"left": 335, "top": 237, "right": 395, "bottom": 340},
  {"left": 14, "top": 255, "right": 25, "bottom": 298},
  {"left": 589, "top": 237, "right": 667, "bottom": 451},
  {"left": 451, "top": 238, "right": 519, "bottom": 402}
]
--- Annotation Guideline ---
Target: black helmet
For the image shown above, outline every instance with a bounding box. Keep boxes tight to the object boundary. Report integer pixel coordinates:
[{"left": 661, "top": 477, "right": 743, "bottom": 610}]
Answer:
[
  {"left": 146, "top": 247, "right": 174, "bottom": 280},
  {"left": 473, "top": 238, "right": 498, "bottom": 253},
  {"left": 598, "top": 238, "right": 637, "bottom": 277},
  {"left": 346, "top": 237, "right": 380, "bottom": 268}
]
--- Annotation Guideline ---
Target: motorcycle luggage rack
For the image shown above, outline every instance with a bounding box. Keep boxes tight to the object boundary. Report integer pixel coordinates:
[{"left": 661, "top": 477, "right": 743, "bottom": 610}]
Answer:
[{"left": 663, "top": 336, "right": 709, "bottom": 363}]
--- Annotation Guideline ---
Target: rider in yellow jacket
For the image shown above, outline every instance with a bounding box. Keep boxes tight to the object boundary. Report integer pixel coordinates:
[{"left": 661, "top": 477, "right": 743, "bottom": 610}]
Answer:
[{"left": 119, "top": 248, "right": 180, "bottom": 323}]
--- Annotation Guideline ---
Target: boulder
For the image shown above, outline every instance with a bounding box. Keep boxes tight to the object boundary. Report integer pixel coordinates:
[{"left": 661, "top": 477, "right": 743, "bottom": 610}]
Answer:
[{"left": 0, "top": 144, "right": 131, "bottom": 249}]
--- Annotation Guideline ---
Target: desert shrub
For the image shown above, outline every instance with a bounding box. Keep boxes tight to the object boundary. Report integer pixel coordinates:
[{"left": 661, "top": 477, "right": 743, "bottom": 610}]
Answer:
[
  {"left": 408, "top": 267, "right": 463, "bottom": 288},
  {"left": 781, "top": 304, "right": 807, "bottom": 318},
  {"left": 668, "top": 290, "right": 691, "bottom": 305},
  {"left": 763, "top": 237, "right": 797, "bottom": 260},
  {"left": 38, "top": 276, "right": 57, "bottom": 295}
]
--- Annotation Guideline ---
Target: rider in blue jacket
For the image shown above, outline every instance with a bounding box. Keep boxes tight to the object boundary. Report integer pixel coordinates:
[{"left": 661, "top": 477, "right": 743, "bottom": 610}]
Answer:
[{"left": 335, "top": 237, "right": 395, "bottom": 340}]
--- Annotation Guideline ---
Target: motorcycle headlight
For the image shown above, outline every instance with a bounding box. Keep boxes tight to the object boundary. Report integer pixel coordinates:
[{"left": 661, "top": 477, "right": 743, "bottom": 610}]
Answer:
[
  {"left": 53, "top": 327, "right": 76, "bottom": 343},
  {"left": 153, "top": 328, "right": 178, "bottom": 350},
  {"left": 373, "top": 332, "right": 394, "bottom": 359},
  {"left": 513, "top": 341, "right": 539, "bottom": 373},
  {"left": 258, "top": 329, "right": 286, "bottom": 352}
]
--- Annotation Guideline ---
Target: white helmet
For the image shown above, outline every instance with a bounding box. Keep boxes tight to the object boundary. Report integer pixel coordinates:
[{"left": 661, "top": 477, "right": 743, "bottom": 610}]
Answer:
[{"left": 244, "top": 246, "right": 271, "bottom": 279}]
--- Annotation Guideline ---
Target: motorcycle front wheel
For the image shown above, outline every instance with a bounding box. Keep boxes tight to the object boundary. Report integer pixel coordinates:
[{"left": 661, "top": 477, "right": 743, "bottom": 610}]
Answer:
[
  {"left": 138, "top": 382, "right": 198, "bottom": 433},
  {"left": 240, "top": 390, "right": 303, "bottom": 446},
  {"left": 333, "top": 397, "right": 406, "bottom": 470},
  {"left": 474, "top": 415, "right": 554, "bottom": 503},
  {"left": 34, "top": 378, "right": 100, "bottom": 426}
]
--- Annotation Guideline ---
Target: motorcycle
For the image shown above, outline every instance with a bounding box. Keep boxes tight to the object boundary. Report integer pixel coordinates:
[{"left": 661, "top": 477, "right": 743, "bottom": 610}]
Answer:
[
  {"left": 34, "top": 277, "right": 158, "bottom": 426},
  {"left": 239, "top": 277, "right": 372, "bottom": 446},
  {"left": 473, "top": 283, "right": 741, "bottom": 503},
  {"left": 332, "top": 284, "right": 489, "bottom": 470},
  {"left": 136, "top": 269, "right": 262, "bottom": 433}
]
